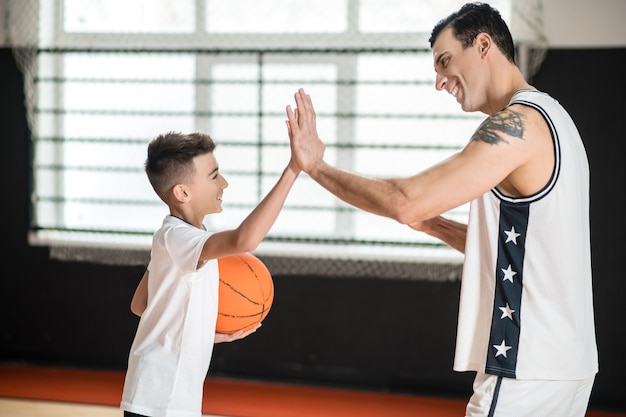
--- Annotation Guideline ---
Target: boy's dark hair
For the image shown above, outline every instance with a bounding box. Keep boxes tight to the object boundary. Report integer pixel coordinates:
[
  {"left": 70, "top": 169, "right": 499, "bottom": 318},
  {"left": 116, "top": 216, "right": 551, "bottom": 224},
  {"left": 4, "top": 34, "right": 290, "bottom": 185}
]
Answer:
[
  {"left": 429, "top": 2, "right": 516, "bottom": 64},
  {"left": 145, "top": 131, "right": 216, "bottom": 202}
]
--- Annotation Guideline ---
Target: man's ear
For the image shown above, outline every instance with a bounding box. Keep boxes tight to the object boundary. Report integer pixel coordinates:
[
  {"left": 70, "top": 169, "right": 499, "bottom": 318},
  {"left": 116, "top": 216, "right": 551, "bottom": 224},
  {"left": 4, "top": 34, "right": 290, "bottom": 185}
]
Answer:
[
  {"left": 476, "top": 33, "right": 491, "bottom": 57},
  {"left": 171, "top": 184, "right": 190, "bottom": 203}
]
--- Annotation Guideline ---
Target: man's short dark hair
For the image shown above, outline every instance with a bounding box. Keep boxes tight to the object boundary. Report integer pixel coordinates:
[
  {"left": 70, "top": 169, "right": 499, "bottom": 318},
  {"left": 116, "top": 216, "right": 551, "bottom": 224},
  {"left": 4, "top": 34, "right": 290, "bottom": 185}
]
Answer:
[{"left": 429, "top": 2, "right": 516, "bottom": 64}]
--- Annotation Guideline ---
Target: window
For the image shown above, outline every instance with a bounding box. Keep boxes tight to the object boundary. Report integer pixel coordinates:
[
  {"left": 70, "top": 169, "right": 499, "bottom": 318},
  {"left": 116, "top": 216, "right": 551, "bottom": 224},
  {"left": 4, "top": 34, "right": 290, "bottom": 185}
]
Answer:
[{"left": 12, "top": 0, "right": 545, "bottom": 265}]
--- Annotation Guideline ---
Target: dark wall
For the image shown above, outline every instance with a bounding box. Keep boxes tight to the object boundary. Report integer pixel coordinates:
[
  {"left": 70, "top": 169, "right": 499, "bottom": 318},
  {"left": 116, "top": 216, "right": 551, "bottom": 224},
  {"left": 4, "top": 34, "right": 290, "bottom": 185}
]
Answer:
[
  {"left": 531, "top": 48, "right": 626, "bottom": 411},
  {"left": 1, "top": 48, "right": 625, "bottom": 412}
]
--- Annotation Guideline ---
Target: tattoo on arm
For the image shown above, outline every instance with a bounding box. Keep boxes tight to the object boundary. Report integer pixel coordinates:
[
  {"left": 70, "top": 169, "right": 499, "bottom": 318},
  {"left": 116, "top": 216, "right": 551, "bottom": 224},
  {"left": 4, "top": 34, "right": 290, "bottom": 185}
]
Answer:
[{"left": 471, "top": 109, "right": 525, "bottom": 145}]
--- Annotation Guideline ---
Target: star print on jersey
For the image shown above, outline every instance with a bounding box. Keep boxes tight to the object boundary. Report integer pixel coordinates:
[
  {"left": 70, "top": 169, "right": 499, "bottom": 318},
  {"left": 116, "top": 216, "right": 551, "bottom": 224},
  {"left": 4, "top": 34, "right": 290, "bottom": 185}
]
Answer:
[
  {"left": 504, "top": 226, "right": 520, "bottom": 244},
  {"left": 493, "top": 340, "right": 513, "bottom": 357},
  {"left": 499, "top": 303, "right": 515, "bottom": 320},
  {"left": 486, "top": 203, "right": 529, "bottom": 378},
  {"left": 501, "top": 264, "right": 517, "bottom": 282}
]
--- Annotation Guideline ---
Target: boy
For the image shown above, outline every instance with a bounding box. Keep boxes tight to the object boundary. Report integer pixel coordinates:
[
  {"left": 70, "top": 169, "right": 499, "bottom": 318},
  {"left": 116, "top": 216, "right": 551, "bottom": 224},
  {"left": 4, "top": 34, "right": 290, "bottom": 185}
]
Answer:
[{"left": 121, "top": 131, "right": 300, "bottom": 417}]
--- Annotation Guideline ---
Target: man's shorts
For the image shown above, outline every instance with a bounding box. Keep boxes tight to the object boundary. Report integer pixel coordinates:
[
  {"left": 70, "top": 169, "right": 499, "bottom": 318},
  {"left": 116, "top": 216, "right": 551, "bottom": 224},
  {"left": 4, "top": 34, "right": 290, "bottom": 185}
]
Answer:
[{"left": 465, "top": 372, "right": 595, "bottom": 417}]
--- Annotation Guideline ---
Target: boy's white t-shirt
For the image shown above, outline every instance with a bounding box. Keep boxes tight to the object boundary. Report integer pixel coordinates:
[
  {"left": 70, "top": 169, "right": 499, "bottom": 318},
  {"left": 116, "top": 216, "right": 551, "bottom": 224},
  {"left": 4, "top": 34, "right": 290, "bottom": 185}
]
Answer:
[{"left": 121, "top": 215, "right": 219, "bottom": 417}]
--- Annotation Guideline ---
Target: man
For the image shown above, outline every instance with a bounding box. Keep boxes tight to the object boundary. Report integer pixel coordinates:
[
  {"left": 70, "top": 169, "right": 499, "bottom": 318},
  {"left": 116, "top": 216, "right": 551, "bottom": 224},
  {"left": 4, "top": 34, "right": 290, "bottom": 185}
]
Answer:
[{"left": 285, "top": 3, "right": 598, "bottom": 416}]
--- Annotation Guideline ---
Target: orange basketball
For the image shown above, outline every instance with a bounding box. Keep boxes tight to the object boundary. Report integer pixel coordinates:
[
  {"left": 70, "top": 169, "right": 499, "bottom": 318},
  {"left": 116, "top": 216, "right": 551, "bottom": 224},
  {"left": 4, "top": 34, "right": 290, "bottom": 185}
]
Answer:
[{"left": 215, "top": 252, "right": 274, "bottom": 334}]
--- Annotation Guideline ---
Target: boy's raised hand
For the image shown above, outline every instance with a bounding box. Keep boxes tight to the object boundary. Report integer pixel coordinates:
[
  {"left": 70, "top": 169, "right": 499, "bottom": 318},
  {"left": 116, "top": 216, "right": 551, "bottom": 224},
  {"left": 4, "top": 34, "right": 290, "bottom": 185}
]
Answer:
[{"left": 285, "top": 88, "right": 326, "bottom": 174}]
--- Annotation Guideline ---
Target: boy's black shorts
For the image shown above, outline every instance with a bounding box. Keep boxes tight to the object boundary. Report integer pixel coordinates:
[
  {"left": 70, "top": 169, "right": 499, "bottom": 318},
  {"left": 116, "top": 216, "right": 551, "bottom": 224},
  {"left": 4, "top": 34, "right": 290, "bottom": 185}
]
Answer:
[{"left": 124, "top": 411, "right": 149, "bottom": 417}]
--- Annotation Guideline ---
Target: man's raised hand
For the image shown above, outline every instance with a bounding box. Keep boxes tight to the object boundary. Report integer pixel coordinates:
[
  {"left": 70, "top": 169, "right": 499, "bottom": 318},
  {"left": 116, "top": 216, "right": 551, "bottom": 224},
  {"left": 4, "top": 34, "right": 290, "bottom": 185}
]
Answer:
[{"left": 285, "top": 88, "right": 325, "bottom": 174}]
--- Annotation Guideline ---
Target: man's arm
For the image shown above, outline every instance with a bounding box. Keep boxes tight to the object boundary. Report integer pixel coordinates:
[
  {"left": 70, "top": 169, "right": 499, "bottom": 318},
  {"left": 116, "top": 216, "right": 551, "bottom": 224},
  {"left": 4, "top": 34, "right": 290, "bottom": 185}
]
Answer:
[
  {"left": 409, "top": 216, "right": 468, "bottom": 254},
  {"left": 286, "top": 88, "right": 542, "bottom": 226}
]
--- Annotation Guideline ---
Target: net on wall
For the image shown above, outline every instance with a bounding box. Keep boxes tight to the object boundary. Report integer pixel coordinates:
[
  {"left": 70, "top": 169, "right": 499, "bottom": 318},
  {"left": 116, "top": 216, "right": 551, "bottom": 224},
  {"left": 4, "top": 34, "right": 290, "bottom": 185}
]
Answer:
[
  {"left": 4, "top": 0, "right": 547, "bottom": 141},
  {"left": 5, "top": 0, "right": 545, "bottom": 278}
]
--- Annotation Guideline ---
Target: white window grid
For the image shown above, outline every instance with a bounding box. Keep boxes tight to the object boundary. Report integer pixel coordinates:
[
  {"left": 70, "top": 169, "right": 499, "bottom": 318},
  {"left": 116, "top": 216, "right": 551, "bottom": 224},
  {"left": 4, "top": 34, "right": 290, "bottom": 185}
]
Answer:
[{"left": 26, "top": 0, "right": 528, "bottom": 264}]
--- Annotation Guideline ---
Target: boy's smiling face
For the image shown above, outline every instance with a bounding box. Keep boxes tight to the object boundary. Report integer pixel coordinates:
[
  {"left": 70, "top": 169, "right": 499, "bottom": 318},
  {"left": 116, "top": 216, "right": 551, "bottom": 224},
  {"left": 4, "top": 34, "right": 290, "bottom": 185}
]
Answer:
[{"left": 188, "top": 152, "right": 229, "bottom": 216}]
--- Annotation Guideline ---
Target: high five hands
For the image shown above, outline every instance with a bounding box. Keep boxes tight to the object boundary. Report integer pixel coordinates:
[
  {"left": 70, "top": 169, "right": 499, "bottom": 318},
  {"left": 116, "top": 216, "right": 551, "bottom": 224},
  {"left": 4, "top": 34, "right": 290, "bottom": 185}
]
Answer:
[{"left": 285, "top": 88, "right": 325, "bottom": 174}]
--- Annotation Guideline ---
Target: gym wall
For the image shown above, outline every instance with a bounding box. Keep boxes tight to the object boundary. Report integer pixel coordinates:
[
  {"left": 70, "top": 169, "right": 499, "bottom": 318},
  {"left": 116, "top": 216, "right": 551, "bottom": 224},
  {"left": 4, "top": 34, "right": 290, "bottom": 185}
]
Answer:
[{"left": 1, "top": 47, "right": 625, "bottom": 411}]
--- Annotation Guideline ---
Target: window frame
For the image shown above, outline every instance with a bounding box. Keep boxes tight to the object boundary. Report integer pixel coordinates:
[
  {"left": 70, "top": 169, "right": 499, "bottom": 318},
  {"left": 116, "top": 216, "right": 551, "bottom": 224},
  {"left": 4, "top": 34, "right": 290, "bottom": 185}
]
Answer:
[{"left": 27, "top": 0, "right": 510, "bottom": 265}]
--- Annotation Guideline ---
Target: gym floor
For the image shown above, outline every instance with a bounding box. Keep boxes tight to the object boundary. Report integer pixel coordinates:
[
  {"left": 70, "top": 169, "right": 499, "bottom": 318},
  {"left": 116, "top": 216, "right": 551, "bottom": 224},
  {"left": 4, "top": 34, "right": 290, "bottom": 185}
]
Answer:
[{"left": 0, "top": 363, "right": 624, "bottom": 417}]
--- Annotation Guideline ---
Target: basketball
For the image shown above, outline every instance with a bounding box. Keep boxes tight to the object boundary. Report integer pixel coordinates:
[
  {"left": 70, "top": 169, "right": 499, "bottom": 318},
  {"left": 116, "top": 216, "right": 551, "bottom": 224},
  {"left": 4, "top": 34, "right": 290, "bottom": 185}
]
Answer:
[{"left": 215, "top": 252, "right": 274, "bottom": 334}]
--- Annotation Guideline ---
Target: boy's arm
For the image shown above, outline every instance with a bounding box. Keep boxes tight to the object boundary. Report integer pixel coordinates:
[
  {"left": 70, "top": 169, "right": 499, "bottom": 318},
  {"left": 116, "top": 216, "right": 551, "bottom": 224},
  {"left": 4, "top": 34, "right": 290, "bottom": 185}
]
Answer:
[
  {"left": 214, "top": 323, "right": 261, "bottom": 343},
  {"left": 130, "top": 270, "right": 149, "bottom": 317},
  {"left": 200, "top": 160, "right": 301, "bottom": 260}
]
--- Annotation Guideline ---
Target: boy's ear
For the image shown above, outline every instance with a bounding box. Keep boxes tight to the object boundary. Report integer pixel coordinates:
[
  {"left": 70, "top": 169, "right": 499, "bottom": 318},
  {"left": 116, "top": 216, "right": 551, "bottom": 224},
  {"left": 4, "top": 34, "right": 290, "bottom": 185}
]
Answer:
[{"left": 171, "top": 184, "right": 190, "bottom": 203}]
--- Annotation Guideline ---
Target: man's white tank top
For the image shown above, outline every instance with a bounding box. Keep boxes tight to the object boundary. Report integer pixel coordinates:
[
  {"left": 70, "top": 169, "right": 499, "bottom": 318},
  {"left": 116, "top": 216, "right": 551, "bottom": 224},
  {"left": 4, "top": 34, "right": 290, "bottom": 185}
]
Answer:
[{"left": 453, "top": 90, "right": 598, "bottom": 380}]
